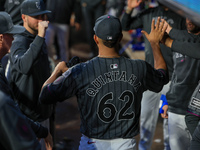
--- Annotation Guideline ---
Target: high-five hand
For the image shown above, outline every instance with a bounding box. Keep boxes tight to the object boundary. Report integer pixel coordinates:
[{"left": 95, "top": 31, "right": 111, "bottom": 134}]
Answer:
[{"left": 141, "top": 17, "right": 168, "bottom": 44}]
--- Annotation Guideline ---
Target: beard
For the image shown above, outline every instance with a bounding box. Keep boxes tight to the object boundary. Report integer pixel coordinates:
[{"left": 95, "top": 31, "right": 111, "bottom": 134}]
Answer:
[
  {"left": 186, "top": 23, "right": 200, "bottom": 34},
  {"left": 27, "top": 19, "right": 38, "bottom": 34}
]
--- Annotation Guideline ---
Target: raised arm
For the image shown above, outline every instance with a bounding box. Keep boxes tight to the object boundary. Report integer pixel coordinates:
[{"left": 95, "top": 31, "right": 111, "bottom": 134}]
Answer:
[
  {"left": 141, "top": 17, "right": 167, "bottom": 70},
  {"left": 162, "top": 20, "right": 200, "bottom": 59},
  {"left": 126, "top": 0, "right": 143, "bottom": 13},
  {"left": 121, "top": 0, "right": 144, "bottom": 30}
]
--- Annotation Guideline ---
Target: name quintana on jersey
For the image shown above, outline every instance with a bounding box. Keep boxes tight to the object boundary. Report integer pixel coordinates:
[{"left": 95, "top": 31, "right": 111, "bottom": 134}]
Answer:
[{"left": 86, "top": 71, "right": 141, "bottom": 97}]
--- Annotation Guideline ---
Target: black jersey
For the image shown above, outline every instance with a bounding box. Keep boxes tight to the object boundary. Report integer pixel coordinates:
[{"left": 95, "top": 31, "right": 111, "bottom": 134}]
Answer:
[{"left": 40, "top": 56, "right": 168, "bottom": 139}]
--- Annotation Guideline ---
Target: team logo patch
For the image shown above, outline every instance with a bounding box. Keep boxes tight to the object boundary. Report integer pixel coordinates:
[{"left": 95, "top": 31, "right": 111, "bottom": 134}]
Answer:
[
  {"left": 36, "top": 2, "right": 41, "bottom": 9},
  {"left": 63, "top": 68, "right": 72, "bottom": 78},
  {"left": 110, "top": 64, "right": 118, "bottom": 69},
  {"left": 190, "top": 97, "right": 200, "bottom": 110}
]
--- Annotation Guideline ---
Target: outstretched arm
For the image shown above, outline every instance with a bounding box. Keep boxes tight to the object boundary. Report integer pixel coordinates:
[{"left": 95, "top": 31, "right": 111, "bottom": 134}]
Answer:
[
  {"left": 141, "top": 17, "right": 168, "bottom": 70},
  {"left": 126, "top": 0, "right": 143, "bottom": 13},
  {"left": 162, "top": 20, "right": 200, "bottom": 59}
]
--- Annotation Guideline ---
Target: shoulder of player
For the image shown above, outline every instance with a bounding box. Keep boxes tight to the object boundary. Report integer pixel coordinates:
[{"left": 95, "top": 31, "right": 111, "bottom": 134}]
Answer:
[{"left": 70, "top": 62, "right": 85, "bottom": 76}]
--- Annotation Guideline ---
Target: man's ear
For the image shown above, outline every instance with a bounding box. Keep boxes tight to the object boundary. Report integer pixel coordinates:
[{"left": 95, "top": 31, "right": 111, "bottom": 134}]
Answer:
[
  {"left": 0, "top": 34, "right": 3, "bottom": 42},
  {"left": 93, "top": 34, "right": 99, "bottom": 45},
  {"left": 0, "top": 34, "right": 3, "bottom": 49},
  {"left": 21, "top": 14, "right": 26, "bottom": 22}
]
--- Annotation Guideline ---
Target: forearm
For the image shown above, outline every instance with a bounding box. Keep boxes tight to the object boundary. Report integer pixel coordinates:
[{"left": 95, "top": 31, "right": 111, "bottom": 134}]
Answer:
[
  {"left": 11, "top": 36, "right": 44, "bottom": 74},
  {"left": 164, "top": 37, "right": 173, "bottom": 48},
  {"left": 42, "top": 69, "right": 61, "bottom": 89},
  {"left": 121, "top": 4, "right": 143, "bottom": 31},
  {"left": 125, "top": 6, "right": 133, "bottom": 14},
  {"left": 151, "top": 42, "right": 167, "bottom": 70},
  {"left": 42, "top": 61, "right": 68, "bottom": 89},
  {"left": 121, "top": 12, "right": 133, "bottom": 31},
  {"left": 169, "top": 28, "right": 187, "bottom": 40},
  {"left": 172, "top": 40, "right": 200, "bottom": 59}
]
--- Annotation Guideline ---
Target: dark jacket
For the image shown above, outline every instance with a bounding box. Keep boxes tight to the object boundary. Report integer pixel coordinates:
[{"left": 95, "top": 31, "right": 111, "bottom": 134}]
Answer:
[
  {"left": 0, "top": 62, "right": 48, "bottom": 138},
  {"left": 9, "top": 30, "right": 53, "bottom": 122},
  {"left": 0, "top": 91, "right": 41, "bottom": 150},
  {"left": 0, "top": 62, "right": 14, "bottom": 99},
  {"left": 166, "top": 29, "right": 200, "bottom": 115},
  {"left": 121, "top": 5, "right": 186, "bottom": 80}
]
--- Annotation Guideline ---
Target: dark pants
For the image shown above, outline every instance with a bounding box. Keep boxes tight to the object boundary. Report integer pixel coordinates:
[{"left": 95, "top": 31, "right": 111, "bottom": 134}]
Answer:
[
  {"left": 185, "top": 112, "right": 200, "bottom": 135},
  {"left": 189, "top": 121, "right": 200, "bottom": 150},
  {"left": 81, "top": 3, "right": 106, "bottom": 57}
]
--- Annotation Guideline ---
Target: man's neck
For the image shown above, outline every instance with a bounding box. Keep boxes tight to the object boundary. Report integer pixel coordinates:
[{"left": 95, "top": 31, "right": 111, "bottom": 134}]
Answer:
[
  {"left": 98, "top": 49, "right": 120, "bottom": 58},
  {"left": 98, "top": 54, "right": 120, "bottom": 58}
]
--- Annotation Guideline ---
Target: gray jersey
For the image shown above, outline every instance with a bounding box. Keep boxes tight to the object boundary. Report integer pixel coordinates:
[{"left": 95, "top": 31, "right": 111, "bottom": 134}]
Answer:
[{"left": 40, "top": 56, "right": 168, "bottom": 139}]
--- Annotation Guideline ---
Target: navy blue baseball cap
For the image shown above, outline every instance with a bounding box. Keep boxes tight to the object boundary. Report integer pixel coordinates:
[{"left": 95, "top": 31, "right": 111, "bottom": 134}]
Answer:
[
  {"left": 0, "top": 12, "right": 25, "bottom": 34},
  {"left": 94, "top": 15, "right": 122, "bottom": 41},
  {"left": 21, "top": 0, "right": 51, "bottom": 16}
]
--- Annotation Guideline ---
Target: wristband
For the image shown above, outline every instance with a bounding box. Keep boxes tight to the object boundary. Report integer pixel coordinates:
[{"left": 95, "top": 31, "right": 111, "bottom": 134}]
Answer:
[
  {"left": 159, "top": 94, "right": 168, "bottom": 114},
  {"left": 125, "top": 7, "right": 133, "bottom": 14}
]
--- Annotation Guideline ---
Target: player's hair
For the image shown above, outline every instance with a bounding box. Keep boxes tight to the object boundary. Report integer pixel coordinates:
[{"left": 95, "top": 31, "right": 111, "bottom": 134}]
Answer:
[{"left": 102, "top": 39, "right": 118, "bottom": 48}]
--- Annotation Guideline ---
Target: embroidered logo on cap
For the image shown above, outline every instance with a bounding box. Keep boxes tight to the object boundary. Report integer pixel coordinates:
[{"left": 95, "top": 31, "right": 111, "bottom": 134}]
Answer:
[
  {"left": 107, "top": 36, "right": 113, "bottom": 40},
  {"left": 36, "top": 2, "right": 41, "bottom": 9}
]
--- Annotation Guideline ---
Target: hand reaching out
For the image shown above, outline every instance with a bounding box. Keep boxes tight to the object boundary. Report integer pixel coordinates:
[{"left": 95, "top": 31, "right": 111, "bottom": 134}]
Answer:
[
  {"left": 142, "top": 17, "right": 168, "bottom": 70},
  {"left": 160, "top": 19, "right": 173, "bottom": 48},
  {"left": 164, "top": 20, "right": 172, "bottom": 34},
  {"left": 141, "top": 17, "right": 168, "bottom": 44},
  {"left": 44, "top": 132, "right": 53, "bottom": 150},
  {"left": 37, "top": 132, "right": 53, "bottom": 150},
  {"left": 127, "top": 0, "right": 143, "bottom": 10},
  {"left": 53, "top": 61, "right": 68, "bottom": 77}
]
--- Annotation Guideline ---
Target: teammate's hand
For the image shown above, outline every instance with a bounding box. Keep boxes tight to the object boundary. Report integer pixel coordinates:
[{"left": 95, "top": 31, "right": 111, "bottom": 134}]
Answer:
[
  {"left": 38, "top": 21, "right": 49, "bottom": 38},
  {"left": 127, "top": 0, "right": 143, "bottom": 10},
  {"left": 141, "top": 17, "right": 168, "bottom": 44},
  {"left": 41, "top": 61, "right": 68, "bottom": 89},
  {"left": 161, "top": 105, "right": 168, "bottom": 119},
  {"left": 54, "top": 61, "right": 68, "bottom": 76},
  {"left": 74, "top": 22, "right": 81, "bottom": 31},
  {"left": 164, "top": 20, "right": 172, "bottom": 34},
  {"left": 44, "top": 132, "right": 53, "bottom": 150}
]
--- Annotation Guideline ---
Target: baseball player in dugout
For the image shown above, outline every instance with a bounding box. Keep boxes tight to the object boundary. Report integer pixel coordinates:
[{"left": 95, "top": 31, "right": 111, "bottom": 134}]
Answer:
[
  {"left": 0, "top": 11, "right": 41, "bottom": 150},
  {"left": 7, "top": 0, "right": 53, "bottom": 149},
  {"left": 0, "top": 11, "right": 53, "bottom": 150},
  {"left": 8, "top": 0, "right": 52, "bottom": 122},
  {"left": 122, "top": 0, "right": 186, "bottom": 150},
  {"left": 39, "top": 15, "right": 169, "bottom": 149}
]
